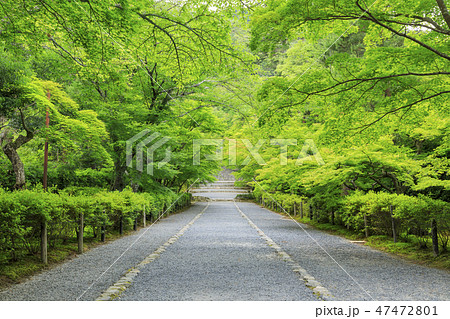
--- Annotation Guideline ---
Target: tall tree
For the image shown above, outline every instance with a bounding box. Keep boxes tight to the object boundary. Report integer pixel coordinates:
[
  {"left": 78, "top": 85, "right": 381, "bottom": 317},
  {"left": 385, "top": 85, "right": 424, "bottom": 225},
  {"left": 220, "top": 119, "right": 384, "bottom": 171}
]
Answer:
[{"left": 0, "top": 50, "right": 110, "bottom": 189}]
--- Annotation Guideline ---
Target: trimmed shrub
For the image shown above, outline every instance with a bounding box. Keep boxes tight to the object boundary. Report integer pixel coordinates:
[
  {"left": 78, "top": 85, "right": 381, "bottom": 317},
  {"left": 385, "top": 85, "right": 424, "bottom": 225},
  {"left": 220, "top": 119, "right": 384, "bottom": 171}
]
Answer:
[{"left": 0, "top": 186, "right": 191, "bottom": 263}]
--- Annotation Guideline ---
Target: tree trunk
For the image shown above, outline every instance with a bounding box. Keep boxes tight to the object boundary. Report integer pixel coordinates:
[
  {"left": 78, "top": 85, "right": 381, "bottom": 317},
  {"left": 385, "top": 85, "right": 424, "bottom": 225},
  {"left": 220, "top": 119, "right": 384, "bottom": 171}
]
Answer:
[
  {"left": 383, "top": 170, "right": 404, "bottom": 194},
  {"left": 431, "top": 219, "right": 439, "bottom": 257},
  {"left": 1, "top": 127, "right": 33, "bottom": 189},
  {"left": 2, "top": 143, "right": 26, "bottom": 189},
  {"left": 436, "top": 0, "right": 450, "bottom": 29},
  {"left": 112, "top": 162, "right": 126, "bottom": 191}
]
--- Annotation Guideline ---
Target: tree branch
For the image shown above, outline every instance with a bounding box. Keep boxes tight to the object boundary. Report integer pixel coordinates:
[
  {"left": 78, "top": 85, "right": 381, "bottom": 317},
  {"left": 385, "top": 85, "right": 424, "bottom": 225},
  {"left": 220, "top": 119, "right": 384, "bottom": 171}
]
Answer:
[
  {"left": 163, "top": 105, "right": 211, "bottom": 122},
  {"left": 293, "top": 72, "right": 450, "bottom": 99},
  {"left": 17, "top": 107, "right": 32, "bottom": 136},
  {"left": 367, "top": 175, "right": 394, "bottom": 193},
  {"left": 436, "top": 0, "right": 450, "bottom": 29},
  {"left": 136, "top": 13, "right": 182, "bottom": 78},
  {"left": 48, "top": 35, "right": 86, "bottom": 67},
  {"left": 355, "top": 90, "right": 450, "bottom": 132},
  {"left": 356, "top": 0, "right": 450, "bottom": 61},
  {"left": 378, "top": 16, "right": 450, "bottom": 35},
  {"left": 139, "top": 12, "right": 245, "bottom": 64}
]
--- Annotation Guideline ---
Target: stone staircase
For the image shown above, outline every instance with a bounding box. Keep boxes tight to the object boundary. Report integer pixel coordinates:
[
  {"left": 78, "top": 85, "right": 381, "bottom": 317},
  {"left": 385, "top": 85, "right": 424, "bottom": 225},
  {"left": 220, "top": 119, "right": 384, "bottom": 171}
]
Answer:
[{"left": 190, "top": 180, "right": 250, "bottom": 201}]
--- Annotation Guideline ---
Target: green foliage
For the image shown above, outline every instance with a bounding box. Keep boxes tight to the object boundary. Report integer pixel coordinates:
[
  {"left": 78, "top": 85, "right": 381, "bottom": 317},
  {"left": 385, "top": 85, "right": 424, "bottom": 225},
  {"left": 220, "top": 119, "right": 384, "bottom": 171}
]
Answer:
[
  {"left": 0, "top": 187, "right": 191, "bottom": 264},
  {"left": 0, "top": 0, "right": 252, "bottom": 192},
  {"left": 1, "top": 0, "right": 449, "bottom": 268},
  {"left": 219, "top": 0, "right": 450, "bottom": 260},
  {"left": 0, "top": 51, "right": 34, "bottom": 116}
]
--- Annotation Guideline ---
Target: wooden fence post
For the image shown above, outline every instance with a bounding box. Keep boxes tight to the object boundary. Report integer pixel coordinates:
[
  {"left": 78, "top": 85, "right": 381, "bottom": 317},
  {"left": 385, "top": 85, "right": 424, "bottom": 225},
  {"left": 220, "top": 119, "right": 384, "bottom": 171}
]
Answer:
[
  {"left": 101, "top": 224, "right": 106, "bottom": 242},
  {"left": 431, "top": 219, "right": 439, "bottom": 256},
  {"left": 300, "top": 201, "right": 303, "bottom": 219},
  {"left": 390, "top": 205, "right": 397, "bottom": 243},
  {"left": 293, "top": 202, "right": 297, "bottom": 217},
  {"left": 364, "top": 213, "right": 369, "bottom": 238},
  {"left": 78, "top": 213, "right": 84, "bottom": 254},
  {"left": 41, "top": 221, "right": 48, "bottom": 264},
  {"left": 143, "top": 206, "right": 146, "bottom": 228},
  {"left": 119, "top": 216, "right": 124, "bottom": 235}
]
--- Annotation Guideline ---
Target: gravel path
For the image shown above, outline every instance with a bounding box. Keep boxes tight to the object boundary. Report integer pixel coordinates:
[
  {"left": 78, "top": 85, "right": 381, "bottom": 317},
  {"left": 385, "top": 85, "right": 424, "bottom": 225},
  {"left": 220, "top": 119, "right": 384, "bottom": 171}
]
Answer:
[
  {"left": 0, "top": 204, "right": 205, "bottom": 301},
  {"left": 118, "top": 202, "right": 316, "bottom": 301},
  {"left": 1, "top": 200, "right": 448, "bottom": 301},
  {"left": 235, "top": 202, "right": 450, "bottom": 301}
]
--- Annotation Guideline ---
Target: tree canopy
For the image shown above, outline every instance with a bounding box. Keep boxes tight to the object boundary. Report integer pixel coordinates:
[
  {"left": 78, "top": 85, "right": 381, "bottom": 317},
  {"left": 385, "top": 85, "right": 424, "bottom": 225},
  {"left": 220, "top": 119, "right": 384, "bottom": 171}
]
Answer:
[{"left": 0, "top": 0, "right": 449, "bottom": 255}]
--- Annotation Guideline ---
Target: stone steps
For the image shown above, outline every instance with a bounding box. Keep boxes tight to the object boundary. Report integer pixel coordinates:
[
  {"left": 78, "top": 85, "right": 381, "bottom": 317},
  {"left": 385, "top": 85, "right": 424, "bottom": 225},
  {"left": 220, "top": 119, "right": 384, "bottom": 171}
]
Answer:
[
  {"left": 191, "top": 188, "right": 249, "bottom": 193},
  {"left": 190, "top": 175, "right": 250, "bottom": 202}
]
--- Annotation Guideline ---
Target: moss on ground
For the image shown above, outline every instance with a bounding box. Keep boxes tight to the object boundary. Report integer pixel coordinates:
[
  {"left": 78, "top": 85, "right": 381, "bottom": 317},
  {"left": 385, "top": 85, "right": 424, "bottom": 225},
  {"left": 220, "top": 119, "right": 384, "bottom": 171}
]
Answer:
[
  {"left": 295, "top": 216, "right": 449, "bottom": 271},
  {"left": 0, "top": 228, "right": 140, "bottom": 290}
]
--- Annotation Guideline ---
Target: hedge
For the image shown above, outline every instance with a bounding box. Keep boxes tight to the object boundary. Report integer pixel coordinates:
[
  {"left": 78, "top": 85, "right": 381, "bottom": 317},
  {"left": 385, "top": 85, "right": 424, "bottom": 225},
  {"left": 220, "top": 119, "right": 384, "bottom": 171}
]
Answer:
[
  {"left": 252, "top": 188, "right": 449, "bottom": 253},
  {"left": 0, "top": 187, "right": 191, "bottom": 263}
]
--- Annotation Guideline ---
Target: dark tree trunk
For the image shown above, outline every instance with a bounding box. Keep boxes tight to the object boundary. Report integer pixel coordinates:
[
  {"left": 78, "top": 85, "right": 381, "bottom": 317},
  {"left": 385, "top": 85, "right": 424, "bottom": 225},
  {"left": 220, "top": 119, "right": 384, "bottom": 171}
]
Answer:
[
  {"left": 436, "top": 0, "right": 450, "bottom": 29},
  {"left": 431, "top": 219, "right": 439, "bottom": 256},
  {"left": 111, "top": 142, "right": 127, "bottom": 191},
  {"left": 112, "top": 162, "right": 126, "bottom": 191}
]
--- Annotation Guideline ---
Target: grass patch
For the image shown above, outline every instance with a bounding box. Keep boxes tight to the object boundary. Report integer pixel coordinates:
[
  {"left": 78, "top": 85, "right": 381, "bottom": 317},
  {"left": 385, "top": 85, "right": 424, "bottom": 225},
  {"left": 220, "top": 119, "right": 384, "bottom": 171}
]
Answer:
[
  {"left": 0, "top": 228, "right": 140, "bottom": 290},
  {"left": 366, "top": 235, "right": 450, "bottom": 270},
  {"left": 0, "top": 240, "right": 84, "bottom": 290},
  {"left": 303, "top": 219, "right": 364, "bottom": 240},
  {"left": 1, "top": 258, "right": 44, "bottom": 282}
]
